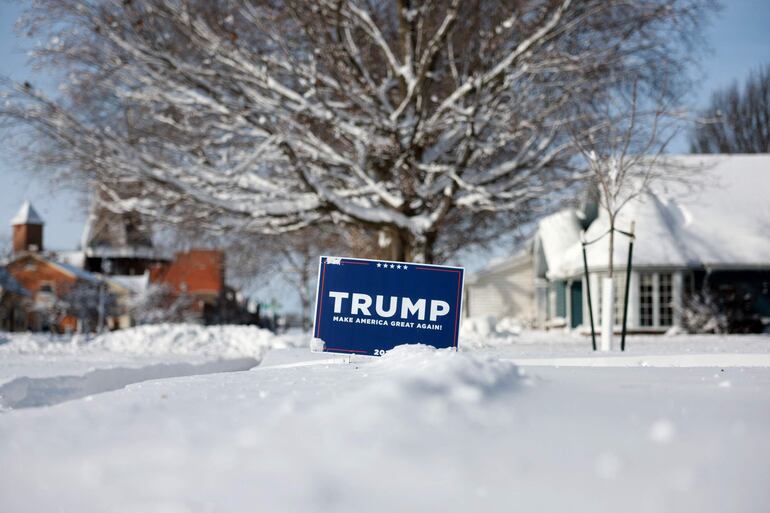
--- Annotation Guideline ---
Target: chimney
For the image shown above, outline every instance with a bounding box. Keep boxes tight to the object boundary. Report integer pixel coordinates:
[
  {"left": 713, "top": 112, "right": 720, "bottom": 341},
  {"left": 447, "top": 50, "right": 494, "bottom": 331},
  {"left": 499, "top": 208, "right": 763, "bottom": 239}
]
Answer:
[{"left": 11, "top": 200, "right": 44, "bottom": 253}]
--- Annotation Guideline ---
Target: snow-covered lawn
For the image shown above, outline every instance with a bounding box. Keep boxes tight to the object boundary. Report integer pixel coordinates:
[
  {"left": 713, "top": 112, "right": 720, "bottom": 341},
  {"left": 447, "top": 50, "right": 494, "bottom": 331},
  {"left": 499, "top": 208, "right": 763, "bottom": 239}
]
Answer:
[{"left": 1, "top": 326, "right": 769, "bottom": 512}]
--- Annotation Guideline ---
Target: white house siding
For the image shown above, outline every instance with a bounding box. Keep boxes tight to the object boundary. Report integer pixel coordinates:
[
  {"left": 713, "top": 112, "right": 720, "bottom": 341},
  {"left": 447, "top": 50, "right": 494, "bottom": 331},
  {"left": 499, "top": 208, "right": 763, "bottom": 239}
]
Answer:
[{"left": 466, "top": 253, "right": 535, "bottom": 322}]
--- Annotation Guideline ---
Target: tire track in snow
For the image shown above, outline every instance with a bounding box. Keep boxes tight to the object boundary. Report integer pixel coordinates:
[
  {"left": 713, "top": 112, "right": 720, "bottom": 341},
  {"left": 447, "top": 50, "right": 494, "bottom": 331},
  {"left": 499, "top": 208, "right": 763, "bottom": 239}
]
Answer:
[{"left": 0, "top": 358, "right": 259, "bottom": 410}]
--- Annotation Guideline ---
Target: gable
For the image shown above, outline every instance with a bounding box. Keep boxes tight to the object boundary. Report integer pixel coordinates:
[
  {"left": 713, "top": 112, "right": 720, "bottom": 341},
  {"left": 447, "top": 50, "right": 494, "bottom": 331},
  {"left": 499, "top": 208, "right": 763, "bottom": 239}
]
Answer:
[{"left": 6, "top": 255, "right": 78, "bottom": 295}]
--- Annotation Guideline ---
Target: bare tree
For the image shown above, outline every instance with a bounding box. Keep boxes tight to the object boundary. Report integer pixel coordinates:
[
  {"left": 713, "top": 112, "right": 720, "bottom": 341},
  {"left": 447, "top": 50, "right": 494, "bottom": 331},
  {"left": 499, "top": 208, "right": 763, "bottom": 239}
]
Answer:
[
  {"left": 572, "top": 84, "right": 683, "bottom": 279},
  {"left": 690, "top": 63, "right": 770, "bottom": 154},
  {"left": 1, "top": 0, "right": 713, "bottom": 263},
  {"left": 571, "top": 83, "right": 687, "bottom": 349},
  {"left": 228, "top": 225, "right": 368, "bottom": 330},
  {"left": 61, "top": 279, "right": 117, "bottom": 333}
]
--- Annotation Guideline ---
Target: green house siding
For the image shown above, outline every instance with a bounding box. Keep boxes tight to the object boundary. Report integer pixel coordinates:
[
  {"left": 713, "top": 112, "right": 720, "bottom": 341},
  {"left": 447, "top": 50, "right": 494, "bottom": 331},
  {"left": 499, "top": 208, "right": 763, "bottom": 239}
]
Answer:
[
  {"left": 570, "top": 281, "right": 583, "bottom": 328},
  {"left": 554, "top": 281, "right": 567, "bottom": 318}
]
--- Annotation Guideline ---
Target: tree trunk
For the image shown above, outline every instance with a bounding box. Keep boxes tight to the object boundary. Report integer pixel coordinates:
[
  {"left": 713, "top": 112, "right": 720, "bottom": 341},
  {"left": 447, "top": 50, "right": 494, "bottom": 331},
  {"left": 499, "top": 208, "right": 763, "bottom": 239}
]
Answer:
[
  {"left": 389, "top": 229, "right": 438, "bottom": 264},
  {"left": 299, "top": 281, "right": 310, "bottom": 332},
  {"left": 608, "top": 216, "right": 615, "bottom": 278},
  {"left": 388, "top": 228, "right": 407, "bottom": 262},
  {"left": 603, "top": 215, "right": 616, "bottom": 351}
]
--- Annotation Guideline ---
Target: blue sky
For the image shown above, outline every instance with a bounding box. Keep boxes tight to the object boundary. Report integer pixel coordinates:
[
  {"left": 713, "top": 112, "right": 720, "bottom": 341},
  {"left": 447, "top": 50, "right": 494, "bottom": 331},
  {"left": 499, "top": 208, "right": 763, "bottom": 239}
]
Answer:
[{"left": 1, "top": 0, "right": 769, "bottom": 252}]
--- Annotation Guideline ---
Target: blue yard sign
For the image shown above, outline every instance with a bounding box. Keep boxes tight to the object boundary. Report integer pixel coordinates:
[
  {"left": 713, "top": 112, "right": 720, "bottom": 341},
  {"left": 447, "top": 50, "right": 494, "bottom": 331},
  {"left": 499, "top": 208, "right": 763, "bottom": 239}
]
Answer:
[{"left": 312, "top": 256, "right": 465, "bottom": 356}]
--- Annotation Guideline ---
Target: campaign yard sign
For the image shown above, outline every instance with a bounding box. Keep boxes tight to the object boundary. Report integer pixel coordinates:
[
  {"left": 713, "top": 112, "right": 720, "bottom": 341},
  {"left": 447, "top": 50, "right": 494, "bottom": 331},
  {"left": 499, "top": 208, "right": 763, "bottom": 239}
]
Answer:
[{"left": 312, "top": 256, "right": 465, "bottom": 356}]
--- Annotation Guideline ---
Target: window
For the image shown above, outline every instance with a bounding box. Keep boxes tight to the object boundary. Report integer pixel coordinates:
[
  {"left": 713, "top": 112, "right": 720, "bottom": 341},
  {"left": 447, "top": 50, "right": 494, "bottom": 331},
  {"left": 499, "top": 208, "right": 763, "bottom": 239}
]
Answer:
[
  {"left": 39, "top": 282, "right": 55, "bottom": 294},
  {"left": 639, "top": 274, "right": 654, "bottom": 327},
  {"left": 659, "top": 273, "right": 673, "bottom": 327},
  {"left": 614, "top": 273, "right": 626, "bottom": 321},
  {"left": 639, "top": 272, "right": 676, "bottom": 328}
]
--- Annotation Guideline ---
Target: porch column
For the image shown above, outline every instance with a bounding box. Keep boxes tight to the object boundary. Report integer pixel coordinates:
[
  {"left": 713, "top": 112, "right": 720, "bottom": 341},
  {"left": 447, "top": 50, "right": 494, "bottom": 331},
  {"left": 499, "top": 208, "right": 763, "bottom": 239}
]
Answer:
[{"left": 652, "top": 272, "right": 661, "bottom": 328}]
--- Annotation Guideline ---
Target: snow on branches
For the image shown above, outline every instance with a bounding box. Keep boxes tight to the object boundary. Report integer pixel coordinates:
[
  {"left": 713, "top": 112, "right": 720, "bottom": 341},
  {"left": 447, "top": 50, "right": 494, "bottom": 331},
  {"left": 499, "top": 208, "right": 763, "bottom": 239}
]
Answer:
[{"left": 0, "top": 0, "right": 712, "bottom": 262}]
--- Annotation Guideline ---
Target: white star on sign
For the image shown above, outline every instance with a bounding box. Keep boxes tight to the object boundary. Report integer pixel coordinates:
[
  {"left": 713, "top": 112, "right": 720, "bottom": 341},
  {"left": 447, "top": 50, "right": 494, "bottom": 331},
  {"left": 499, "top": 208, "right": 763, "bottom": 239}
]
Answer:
[
  {"left": 390, "top": 264, "right": 395, "bottom": 269},
  {"left": 396, "top": 264, "right": 401, "bottom": 269},
  {"left": 402, "top": 265, "right": 408, "bottom": 270},
  {"left": 376, "top": 262, "right": 381, "bottom": 267}
]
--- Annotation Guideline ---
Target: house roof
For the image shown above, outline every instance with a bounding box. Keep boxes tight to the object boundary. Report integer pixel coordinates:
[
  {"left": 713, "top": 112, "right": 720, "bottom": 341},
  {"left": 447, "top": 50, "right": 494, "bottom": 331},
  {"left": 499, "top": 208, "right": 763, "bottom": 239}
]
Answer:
[
  {"left": 51, "top": 259, "right": 101, "bottom": 284},
  {"left": 10, "top": 201, "right": 44, "bottom": 226},
  {"left": 13, "top": 252, "right": 101, "bottom": 284},
  {"left": 554, "top": 154, "right": 770, "bottom": 277},
  {"left": 535, "top": 209, "right": 583, "bottom": 274},
  {"left": 466, "top": 245, "right": 532, "bottom": 284},
  {"left": 109, "top": 274, "right": 149, "bottom": 294},
  {"left": 0, "top": 266, "right": 31, "bottom": 297},
  {"left": 80, "top": 193, "right": 160, "bottom": 259}
]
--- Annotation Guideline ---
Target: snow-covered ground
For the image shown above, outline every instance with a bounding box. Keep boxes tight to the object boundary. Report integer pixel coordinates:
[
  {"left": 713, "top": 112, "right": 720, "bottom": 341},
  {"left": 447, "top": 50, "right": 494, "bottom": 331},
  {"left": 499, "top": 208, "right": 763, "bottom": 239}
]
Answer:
[{"left": 1, "top": 325, "right": 768, "bottom": 512}]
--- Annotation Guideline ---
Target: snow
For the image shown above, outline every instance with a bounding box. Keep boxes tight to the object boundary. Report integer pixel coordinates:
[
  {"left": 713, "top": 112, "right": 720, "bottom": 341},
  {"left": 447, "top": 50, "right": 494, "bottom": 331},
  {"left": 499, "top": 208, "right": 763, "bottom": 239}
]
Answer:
[
  {"left": 0, "top": 324, "right": 290, "bottom": 360},
  {"left": 0, "top": 326, "right": 769, "bottom": 512}
]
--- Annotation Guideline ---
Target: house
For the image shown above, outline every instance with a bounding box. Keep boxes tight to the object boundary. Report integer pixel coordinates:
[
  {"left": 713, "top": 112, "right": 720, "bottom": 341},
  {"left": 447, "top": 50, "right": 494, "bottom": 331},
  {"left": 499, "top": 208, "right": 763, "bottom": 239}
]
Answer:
[
  {"left": 465, "top": 154, "right": 770, "bottom": 333},
  {"left": 5, "top": 201, "right": 112, "bottom": 332},
  {"left": 463, "top": 247, "right": 536, "bottom": 324},
  {"left": 464, "top": 208, "right": 589, "bottom": 328}
]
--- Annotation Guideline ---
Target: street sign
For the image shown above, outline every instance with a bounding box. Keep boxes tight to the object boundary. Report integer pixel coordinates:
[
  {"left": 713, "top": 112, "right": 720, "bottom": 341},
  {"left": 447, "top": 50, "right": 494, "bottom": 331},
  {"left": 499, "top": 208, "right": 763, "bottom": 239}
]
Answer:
[{"left": 312, "top": 256, "right": 465, "bottom": 356}]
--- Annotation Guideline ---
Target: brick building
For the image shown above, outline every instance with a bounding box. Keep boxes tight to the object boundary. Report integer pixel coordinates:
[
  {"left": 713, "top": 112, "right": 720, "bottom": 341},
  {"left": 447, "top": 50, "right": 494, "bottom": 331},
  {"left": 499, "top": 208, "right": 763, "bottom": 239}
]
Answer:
[
  {"left": 5, "top": 202, "right": 108, "bottom": 332},
  {"left": 149, "top": 249, "right": 253, "bottom": 325},
  {"left": 2, "top": 200, "right": 256, "bottom": 331}
]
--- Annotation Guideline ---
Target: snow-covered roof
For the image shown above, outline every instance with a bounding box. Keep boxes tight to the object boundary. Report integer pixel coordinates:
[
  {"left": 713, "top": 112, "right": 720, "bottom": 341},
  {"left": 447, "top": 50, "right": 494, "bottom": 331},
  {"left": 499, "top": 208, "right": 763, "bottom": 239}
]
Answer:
[
  {"left": 56, "top": 251, "right": 85, "bottom": 269},
  {"left": 0, "top": 266, "right": 31, "bottom": 297},
  {"left": 81, "top": 195, "right": 159, "bottom": 259},
  {"left": 10, "top": 201, "right": 44, "bottom": 226},
  {"left": 49, "top": 259, "right": 101, "bottom": 284},
  {"left": 84, "top": 245, "right": 166, "bottom": 260},
  {"left": 535, "top": 209, "right": 583, "bottom": 274},
  {"left": 108, "top": 274, "right": 149, "bottom": 294},
  {"left": 466, "top": 245, "right": 532, "bottom": 284},
  {"left": 554, "top": 154, "right": 770, "bottom": 277}
]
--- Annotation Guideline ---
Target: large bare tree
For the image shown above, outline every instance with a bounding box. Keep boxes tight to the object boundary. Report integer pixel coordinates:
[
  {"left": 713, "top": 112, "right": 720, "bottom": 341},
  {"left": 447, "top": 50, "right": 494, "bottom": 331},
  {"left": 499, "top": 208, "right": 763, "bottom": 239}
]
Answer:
[
  {"left": 1, "top": 0, "right": 712, "bottom": 263},
  {"left": 690, "top": 63, "right": 770, "bottom": 154}
]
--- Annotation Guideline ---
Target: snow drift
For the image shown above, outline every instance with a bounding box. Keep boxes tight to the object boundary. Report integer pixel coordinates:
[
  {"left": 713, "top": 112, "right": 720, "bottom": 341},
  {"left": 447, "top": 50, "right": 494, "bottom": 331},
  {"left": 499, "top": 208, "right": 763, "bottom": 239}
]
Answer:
[{"left": 0, "top": 323, "right": 297, "bottom": 359}]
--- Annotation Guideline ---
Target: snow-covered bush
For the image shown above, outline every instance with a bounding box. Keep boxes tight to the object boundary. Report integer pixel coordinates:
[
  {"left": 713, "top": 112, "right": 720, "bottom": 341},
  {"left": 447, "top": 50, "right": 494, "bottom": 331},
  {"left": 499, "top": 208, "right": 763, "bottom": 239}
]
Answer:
[
  {"left": 127, "top": 284, "right": 197, "bottom": 325},
  {"left": 460, "top": 316, "right": 498, "bottom": 339},
  {"left": 496, "top": 317, "right": 524, "bottom": 336},
  {"left": 680, "top": 291, "right": 728, "bottom": 334}
]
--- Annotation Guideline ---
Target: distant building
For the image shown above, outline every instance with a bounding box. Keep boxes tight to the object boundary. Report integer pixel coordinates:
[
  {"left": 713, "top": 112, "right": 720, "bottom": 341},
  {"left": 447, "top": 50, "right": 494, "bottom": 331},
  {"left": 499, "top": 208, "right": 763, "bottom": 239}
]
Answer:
[
  {"left": 81, "top": 196, "right": 169, "bottom": 275},
  {"left": 465, "top": 154, "right": 770, "bottom": 333},
  {"left": 149, "top": 249, "right": 252, "bottom": 325},
  {"left": 5, "top": 201, "right": 112, "bottom": 332},
  {"left": 1, "top": 199, "right": 256, "bottom": 332}
]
